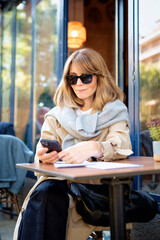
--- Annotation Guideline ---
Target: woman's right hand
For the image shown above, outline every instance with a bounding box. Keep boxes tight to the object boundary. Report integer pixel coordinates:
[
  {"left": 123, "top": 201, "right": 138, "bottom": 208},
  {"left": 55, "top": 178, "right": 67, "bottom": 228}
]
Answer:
[{"left": 37, "top": 144, "right": 59, "bottom": 164}]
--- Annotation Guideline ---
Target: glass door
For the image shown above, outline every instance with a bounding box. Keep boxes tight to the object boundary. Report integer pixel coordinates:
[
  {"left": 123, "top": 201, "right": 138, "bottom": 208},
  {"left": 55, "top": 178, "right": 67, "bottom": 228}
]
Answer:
[
  {"left": 139, "top": 0, "right": 160, "bottom": 189},
  {"left": 0, "top": 0, "right": 66, "bottom": 152},
  {"left": 0, "top": 9, "right": 13, "bottom": 122},
  {"left": 32, "top": 0, "right": 59, "bottom": 152}
]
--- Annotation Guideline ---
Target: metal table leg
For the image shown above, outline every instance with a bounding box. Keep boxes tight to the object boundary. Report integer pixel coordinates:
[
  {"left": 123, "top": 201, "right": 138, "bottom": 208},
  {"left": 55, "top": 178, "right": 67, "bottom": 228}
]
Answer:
[{"left": 101, "top": 178, "right": 131, "bottom": 240}]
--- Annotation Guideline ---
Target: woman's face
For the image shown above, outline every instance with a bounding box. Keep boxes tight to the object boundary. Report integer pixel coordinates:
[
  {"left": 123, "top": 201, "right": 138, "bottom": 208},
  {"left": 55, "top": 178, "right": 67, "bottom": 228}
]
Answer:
[{"left": 69, "top": 62, "right": 97, "bottom": 110}]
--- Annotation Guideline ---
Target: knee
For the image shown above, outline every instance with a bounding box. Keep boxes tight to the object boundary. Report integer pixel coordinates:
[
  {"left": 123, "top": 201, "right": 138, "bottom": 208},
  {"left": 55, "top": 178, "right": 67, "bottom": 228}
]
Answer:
[{"left": 31, "top": 180, "right": 68, "bottom": 200}]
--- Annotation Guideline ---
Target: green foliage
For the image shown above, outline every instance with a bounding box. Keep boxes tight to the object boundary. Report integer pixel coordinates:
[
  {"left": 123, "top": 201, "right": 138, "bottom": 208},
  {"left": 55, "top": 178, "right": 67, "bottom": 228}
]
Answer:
[
  {"left": 140, "top": 63, "right": 160, "bottom": 130},
  {"left": 140, "top": 63, "right": 160, "bottom": 99}
]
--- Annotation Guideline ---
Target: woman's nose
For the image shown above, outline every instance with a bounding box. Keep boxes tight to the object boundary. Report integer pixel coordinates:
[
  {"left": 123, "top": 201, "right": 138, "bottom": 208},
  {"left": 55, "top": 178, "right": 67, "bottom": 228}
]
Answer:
[{"left": 76, "top": 77, "right": 83, "bottom": 85}]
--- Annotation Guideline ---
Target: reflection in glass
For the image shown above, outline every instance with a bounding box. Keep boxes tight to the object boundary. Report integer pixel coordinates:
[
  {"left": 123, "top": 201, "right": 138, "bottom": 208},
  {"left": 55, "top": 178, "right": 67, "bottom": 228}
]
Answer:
[
  {"left": 1, "top": 11, "right": 12, "bottom": 121},
  {"left": 33, "top": 0, "right": 58, "bottom": 151},
  {"left": 0, "top": 0, "right": 59, "bottom": 152},
  {"left": 15, "top": 1, "right": 32, "bottom": 143},
  {"left": 139, "top": 0, "right": 160, "bottom": 156},
  {"left": 139, "top": 0, "right": 160, "bottom": 187}
]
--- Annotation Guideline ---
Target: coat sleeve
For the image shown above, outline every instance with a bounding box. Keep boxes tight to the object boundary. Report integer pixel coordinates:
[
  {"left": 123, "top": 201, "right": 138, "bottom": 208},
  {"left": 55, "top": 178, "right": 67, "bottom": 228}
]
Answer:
[
  {"left": 34, "top": 116, "right": 62, "bottom": 164},
  {"left": 100, "top": 121, "right": 133, "bottom": 161}
]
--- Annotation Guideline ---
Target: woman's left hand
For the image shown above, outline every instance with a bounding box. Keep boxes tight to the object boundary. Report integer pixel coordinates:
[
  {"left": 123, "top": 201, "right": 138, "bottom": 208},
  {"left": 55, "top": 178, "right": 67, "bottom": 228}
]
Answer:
[{"left": 58, "top": 141, "right": 103, "bottom": 164}]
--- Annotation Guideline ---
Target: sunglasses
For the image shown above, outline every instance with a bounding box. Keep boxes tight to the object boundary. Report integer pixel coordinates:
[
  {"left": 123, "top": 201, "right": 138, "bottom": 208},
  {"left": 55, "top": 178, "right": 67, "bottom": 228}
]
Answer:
[{"left": 66, "top": 73, "right": 95, "bottom": 85}]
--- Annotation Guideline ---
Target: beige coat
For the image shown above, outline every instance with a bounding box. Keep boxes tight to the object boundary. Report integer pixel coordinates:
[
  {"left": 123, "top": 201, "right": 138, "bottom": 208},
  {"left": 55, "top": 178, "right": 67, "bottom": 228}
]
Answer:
[
  {"left": 14, "top": 118, "right": 133, "bottom": 240},
  {"left": 35, "top": 116, "right": 133, "bottom": 164}
]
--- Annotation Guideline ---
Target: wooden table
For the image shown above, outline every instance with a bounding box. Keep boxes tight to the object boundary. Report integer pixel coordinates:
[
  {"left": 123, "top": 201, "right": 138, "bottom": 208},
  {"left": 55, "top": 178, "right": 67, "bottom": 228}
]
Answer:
[{"left": 17, "top": 156, "right": 160, "bottom": 240}]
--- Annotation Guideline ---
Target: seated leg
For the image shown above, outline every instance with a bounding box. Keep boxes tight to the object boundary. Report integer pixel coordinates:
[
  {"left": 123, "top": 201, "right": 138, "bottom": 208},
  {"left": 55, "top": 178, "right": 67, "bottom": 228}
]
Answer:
[{"left": 18, "top": 179, "right": 69, "bottom": 240}]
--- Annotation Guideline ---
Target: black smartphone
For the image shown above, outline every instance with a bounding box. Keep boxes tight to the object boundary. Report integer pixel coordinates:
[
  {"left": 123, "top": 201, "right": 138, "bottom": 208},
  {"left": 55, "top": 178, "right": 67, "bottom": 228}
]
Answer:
[{"left": 40, "top": 139, "right": 62, "bottom": 153}]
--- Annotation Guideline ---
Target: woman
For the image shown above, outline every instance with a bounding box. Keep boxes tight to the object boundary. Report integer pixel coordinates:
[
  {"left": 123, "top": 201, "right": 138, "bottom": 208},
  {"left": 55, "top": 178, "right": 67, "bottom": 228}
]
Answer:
[{"left": 15, "top": 48, "right": 133, "bottom": 240}]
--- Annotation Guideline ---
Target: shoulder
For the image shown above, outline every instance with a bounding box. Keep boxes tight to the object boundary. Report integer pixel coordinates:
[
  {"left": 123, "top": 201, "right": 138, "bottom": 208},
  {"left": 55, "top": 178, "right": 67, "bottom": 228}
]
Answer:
[
  {"left": 108, "top": 120, "right": 130, "bottom": 130},
  {"left": 103, "top": 100, "right": 127, "bottom": 110},
  {"left": 42, "top": 106, "right": 61, "bottom": 129},
  {"left": 45, "top": 106, "right": 60, "bottom": 117}
]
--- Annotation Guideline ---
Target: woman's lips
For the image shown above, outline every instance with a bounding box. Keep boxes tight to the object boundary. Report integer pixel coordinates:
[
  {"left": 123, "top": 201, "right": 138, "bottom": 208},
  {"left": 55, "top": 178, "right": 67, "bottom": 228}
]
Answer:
[{"left": 75, "top": 89, "right": 87, "bottom": 92}]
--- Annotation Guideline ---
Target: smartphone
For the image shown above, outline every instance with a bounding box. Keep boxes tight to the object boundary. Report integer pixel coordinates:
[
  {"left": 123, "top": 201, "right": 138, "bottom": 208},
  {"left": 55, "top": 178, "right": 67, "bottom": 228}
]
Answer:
[{"left": 40, "top": 139, "right": 62, "bottom": 153}]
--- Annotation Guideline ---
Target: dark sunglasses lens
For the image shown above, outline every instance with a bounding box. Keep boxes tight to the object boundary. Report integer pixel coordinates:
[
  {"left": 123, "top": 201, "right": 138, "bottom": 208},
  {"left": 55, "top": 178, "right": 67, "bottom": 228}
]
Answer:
[
  {"left": 66, "top": 74, "right": 93, "bottom": 85},
  {"left": 81, "top": 74, "right": 93, "bottom": 84},
  {"left": 66, "top": 75, "right": 78, "bottom": 85}
]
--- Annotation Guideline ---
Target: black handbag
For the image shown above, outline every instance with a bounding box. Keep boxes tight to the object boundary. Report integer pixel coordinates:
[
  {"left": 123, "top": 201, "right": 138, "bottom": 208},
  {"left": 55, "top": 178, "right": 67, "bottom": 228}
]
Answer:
[{"left": 69, "top": 182, "right": 158, "bottom": 227}]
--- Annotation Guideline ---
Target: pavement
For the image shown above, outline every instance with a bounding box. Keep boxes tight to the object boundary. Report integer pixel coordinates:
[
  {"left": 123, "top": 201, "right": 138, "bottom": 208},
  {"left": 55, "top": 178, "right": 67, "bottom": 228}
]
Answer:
[{"left": 0, "top": 211, "right": 17, "bottom": 240}]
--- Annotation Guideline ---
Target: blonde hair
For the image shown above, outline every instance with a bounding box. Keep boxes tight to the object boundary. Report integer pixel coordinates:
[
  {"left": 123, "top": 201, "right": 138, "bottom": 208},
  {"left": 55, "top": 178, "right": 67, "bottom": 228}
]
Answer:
[{"left": 54, "top": 48, "right": 124, "bottom": 112}]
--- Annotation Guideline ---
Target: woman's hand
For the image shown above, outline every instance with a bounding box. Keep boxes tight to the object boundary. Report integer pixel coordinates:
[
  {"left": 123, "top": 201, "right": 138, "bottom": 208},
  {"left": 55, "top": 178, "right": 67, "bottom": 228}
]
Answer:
[
  {"left": 58, "top": 141, "right": 103, "bottom": 164},
  {"left": 37, "top": 144, "right": 59, "bottom": 164}
]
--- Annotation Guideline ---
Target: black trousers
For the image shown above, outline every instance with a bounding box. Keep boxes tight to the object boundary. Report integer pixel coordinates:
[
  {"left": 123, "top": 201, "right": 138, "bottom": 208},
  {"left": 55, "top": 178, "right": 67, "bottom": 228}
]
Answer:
[{"left": 18, "top": 179, "right": 69, "bottom": 240}]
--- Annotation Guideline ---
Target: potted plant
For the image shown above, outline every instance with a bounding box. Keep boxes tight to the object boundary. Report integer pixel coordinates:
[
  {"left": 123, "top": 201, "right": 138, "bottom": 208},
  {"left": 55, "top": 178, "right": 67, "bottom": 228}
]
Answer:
[{"left": 146, "top": 119, "right": 160, "bottom": 161}]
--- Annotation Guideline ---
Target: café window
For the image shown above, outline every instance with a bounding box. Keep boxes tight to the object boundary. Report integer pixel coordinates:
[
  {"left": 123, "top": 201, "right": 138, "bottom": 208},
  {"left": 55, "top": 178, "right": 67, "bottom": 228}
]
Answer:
[
  {"left": 0, "top": 0, "right": 59, "bottom": 151},
  {"left": 139, "top": 0, "right": 160, "bottom": 188}
]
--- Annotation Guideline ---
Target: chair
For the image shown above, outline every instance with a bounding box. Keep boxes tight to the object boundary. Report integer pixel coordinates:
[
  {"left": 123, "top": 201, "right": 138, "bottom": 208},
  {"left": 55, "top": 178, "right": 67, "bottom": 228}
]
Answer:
[
  {"left": 0, "top": 122, "right": 34, "bottom": 218},
  {"left": 0, "top": 188, "right": 21, "bottom": 218}
]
